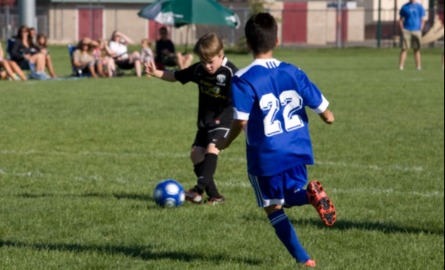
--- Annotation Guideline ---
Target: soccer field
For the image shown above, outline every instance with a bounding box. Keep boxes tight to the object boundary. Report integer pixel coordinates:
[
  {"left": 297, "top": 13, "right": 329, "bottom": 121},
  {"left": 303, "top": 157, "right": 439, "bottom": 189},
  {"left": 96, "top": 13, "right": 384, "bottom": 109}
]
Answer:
[{"left": 0, "top": 47, "right": 444, "bottom": 270}]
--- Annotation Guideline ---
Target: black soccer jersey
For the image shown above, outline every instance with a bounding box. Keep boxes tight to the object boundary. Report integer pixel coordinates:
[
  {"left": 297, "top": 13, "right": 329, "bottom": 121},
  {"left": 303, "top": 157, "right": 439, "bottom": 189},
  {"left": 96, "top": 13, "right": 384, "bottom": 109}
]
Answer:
[{"left": 174, "top": 57, "right": 238, "bottom": 129}]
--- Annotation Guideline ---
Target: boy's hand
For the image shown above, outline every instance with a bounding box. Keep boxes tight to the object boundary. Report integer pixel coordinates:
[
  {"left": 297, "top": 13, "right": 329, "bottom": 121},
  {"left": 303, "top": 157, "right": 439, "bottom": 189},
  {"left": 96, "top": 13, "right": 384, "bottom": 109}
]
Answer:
[
  {"left": 145, "top": 61, "right": 176, "bottom": 82},
  {"left": 319, "top": 109, "right": 335, "bottom": 124}
]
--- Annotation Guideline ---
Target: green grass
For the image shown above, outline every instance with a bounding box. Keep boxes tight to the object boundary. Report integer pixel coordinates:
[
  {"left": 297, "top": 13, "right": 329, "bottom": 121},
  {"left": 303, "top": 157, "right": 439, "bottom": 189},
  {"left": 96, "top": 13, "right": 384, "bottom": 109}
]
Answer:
[{"left": 0, "top": 47, "right": 444, "bottom": 270}]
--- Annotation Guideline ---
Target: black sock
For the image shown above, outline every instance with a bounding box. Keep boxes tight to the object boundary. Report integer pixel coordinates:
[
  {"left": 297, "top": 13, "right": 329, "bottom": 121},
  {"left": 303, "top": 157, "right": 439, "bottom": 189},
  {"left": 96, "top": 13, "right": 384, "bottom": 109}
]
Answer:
[
  {"left": 194, "top": 162, "right": 204, "bottom": 178},
  {"left": 196, "top": 154, "right": 219, "bottom": 197},
  {"left": 205, "top": 180, "right": 219, "bottom": 198}
]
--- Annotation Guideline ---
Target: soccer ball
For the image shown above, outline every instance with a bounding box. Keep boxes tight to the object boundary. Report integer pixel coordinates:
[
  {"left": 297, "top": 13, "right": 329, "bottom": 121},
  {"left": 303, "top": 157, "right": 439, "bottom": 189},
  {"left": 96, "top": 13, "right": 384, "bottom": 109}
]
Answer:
[{"left": 153, "top": 179, "right": 185, "bottom": 208}]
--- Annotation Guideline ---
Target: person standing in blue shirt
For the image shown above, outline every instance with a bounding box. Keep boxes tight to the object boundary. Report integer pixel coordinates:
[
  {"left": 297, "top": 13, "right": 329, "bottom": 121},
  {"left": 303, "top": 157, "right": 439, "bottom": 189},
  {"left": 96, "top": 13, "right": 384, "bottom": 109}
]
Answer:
[
  {"left": 399, "top": 0, "right": 427, "bottom": 70},
  {"left": 216, "top": 13, "right": 336, "bottom": 268}
]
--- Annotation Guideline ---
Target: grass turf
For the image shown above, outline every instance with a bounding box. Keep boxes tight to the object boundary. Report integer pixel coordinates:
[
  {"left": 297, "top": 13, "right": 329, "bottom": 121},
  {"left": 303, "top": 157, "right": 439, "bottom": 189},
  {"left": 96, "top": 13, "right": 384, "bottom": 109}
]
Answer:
[{"left": 0, "top": 47, "right": 444, "bottom": 270}]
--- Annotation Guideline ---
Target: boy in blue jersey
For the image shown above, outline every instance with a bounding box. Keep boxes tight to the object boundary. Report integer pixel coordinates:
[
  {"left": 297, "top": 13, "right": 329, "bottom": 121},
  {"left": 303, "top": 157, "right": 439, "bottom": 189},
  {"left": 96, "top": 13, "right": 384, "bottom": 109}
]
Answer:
[
  {"left": 216, "top": 13, "right": 336, "bottom": 268},
  {"left": 399, "top": 0, "right": 426, "bottom": 70}
]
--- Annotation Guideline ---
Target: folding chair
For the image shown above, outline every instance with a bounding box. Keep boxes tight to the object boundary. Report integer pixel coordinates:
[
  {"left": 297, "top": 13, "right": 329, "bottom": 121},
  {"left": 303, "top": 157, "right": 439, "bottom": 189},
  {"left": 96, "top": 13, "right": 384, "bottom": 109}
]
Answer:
[
  {"left": 6, "top": 38, "right": 15, "bottom": 60},
  {"left": 68, "top": 44, "right": 90, "bottom": 77}
]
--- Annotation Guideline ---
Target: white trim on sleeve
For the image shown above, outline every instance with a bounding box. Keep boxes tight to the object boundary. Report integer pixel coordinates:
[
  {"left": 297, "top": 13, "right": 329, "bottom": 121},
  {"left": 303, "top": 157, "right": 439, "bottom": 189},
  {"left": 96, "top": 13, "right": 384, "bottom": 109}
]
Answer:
[
  {"left": 234, "top": 109, "right": 250, "bottom": 120},
  {"left": 311, "top": 95, "right": 330, "bottom": 114}
]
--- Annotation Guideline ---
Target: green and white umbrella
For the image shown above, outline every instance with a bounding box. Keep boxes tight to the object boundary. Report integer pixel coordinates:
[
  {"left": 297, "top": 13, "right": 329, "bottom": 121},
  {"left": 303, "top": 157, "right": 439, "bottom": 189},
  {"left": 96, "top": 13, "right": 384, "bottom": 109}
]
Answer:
[{"left": 138, "top": 0, "right": 240, "bottom": 28}]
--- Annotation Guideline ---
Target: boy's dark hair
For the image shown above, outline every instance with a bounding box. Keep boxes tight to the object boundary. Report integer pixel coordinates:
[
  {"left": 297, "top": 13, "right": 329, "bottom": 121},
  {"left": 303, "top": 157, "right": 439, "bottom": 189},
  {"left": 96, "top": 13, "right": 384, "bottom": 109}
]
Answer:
[{"left": 245, "top": 13, "right": 278, "bottom": 55}]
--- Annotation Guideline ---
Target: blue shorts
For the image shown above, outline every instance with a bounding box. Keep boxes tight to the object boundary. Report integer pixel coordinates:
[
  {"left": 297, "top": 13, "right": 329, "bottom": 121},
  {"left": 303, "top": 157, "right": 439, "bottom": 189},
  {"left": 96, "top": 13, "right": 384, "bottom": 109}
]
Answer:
[{"left": 248, "top": 165, "right": 308, "bottom": 208}]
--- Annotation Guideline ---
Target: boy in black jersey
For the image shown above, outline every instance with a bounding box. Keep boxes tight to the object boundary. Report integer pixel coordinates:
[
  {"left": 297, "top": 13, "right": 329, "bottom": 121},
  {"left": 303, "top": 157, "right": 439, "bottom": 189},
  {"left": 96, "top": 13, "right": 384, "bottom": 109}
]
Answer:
[{"left": 146, "top": 33, "right": 238, "bottom": 205}]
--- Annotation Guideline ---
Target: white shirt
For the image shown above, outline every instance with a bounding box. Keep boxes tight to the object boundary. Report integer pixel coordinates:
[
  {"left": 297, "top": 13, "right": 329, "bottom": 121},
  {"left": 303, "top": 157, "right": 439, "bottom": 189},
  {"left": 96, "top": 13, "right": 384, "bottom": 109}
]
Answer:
[{"left": 109, "top": 41, "right": 128, "bottom": 59}]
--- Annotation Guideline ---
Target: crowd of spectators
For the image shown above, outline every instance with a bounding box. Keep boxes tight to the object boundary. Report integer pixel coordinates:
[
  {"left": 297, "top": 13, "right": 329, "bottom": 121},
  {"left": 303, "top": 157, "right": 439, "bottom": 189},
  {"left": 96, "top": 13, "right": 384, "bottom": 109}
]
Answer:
[{"left": 0, "top": 26, "right": 193, "bottom": 81}]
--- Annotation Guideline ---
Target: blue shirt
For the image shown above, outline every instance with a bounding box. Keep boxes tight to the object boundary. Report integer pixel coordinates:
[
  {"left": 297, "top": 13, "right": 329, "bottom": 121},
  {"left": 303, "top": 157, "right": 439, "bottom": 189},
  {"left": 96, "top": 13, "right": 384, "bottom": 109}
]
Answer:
[
  {"left": 400, "top": 2, "right": 425, "bottom": 31},
  {"left": 232, "top": 59, "right": 329, "bottom": 177}
]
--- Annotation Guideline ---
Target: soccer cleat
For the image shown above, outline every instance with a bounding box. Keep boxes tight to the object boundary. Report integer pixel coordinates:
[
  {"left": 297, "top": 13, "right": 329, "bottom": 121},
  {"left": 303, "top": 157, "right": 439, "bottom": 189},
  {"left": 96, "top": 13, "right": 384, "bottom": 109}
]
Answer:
[
  {"left": 206, "top": 195, "right": 225, "bottom": 206},
  {"left": 185, "top": 189, "right": 203, "bottom": 204},
  {"left": 307, "top": 180, "right": 336, "bottom": 226},
  {"left": 303, "top": 259, "right": 316, "bottom": 267}
]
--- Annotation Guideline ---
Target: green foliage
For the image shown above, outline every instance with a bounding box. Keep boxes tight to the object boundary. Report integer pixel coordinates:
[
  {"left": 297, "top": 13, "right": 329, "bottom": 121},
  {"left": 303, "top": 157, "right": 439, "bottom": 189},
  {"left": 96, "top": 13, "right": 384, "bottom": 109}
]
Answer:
[
  {"left": 0, "top": 47, "right": 444, "bottom": 270},
  {"left": 248, "top": 0, "right": 266, "bottom": 15},
  {"left": 235, "top": 0, "right": 267, "bottom": 53}
]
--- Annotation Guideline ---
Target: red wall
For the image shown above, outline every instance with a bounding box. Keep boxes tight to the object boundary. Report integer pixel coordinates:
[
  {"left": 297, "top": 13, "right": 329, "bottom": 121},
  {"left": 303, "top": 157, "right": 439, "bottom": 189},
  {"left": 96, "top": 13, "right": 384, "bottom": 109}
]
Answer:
[
  {"left": 0, "top": 0, "right": 16, "bottom": 6},
  {"left": 282, "top": 2, "right": 307, "bottom": 44},
  {"left": 78, "top": 8, "right": 103, "bottom": 40}
]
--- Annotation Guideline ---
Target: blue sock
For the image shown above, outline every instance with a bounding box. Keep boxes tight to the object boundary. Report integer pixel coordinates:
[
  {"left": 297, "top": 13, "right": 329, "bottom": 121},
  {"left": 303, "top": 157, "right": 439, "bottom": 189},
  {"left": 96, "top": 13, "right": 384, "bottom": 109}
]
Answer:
[
  {"left": 268, "top": 209, "right": 310, "bottom": 263},
  {"left": 285, "top": 189, "right": 309, "bottom": 207}
]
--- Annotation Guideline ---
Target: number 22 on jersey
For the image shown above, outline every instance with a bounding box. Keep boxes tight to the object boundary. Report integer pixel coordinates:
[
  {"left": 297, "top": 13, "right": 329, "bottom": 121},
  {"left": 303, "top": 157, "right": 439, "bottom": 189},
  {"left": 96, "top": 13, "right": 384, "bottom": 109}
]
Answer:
[{"left": 260, "top": 90, "right": 304, "bottom": 137}]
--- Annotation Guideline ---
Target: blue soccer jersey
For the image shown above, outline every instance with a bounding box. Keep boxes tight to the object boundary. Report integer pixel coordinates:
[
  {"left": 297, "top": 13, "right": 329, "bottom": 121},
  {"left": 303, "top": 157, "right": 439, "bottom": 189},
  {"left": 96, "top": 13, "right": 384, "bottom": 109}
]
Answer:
[{"left": 232, "top": 59, "right": 329, "bottom": 177}]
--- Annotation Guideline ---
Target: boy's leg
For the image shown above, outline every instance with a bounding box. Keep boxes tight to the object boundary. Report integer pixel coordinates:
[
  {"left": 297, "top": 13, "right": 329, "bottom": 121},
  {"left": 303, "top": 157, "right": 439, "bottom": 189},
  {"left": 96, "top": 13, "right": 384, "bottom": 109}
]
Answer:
[
  {"left": 192, "top": 157, "right": 222, "bottom": 204},
  {"left": 266, "top": 207, "right": 311, "bottom": 265},
  {"left": 201, "top": 128, "right": 230, "bottom": 200},
  {"left": 196, "top": 152, "right": 219, "bottom": 197},
  {"left": 186, "top": 128, "right": 227, "bottom": 204},
  {"left": 187, "top": 145, "right": 206, "bottom": 203},
  {"left": 249, "top": 174, "right": 313, "bottom": 265},
  {"left": 283, "top": 165, "right": 310, "bottom": 207}
]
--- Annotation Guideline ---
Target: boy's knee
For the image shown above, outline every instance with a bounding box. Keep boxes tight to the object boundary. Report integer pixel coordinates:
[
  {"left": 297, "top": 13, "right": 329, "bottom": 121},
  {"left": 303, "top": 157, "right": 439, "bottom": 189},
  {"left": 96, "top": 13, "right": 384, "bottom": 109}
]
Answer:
[{"left": 265, "top": 204, "right": 283, "bottom": 215}]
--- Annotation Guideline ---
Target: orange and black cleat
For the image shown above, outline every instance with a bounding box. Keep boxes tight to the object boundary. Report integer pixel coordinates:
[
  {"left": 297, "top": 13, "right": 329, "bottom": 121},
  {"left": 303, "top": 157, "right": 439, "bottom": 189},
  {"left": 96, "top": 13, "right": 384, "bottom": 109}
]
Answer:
[
  {"left": 303, "top": 259, "right": 316, "bottom": 267},
  {"left": 307, "top": 180, "right": 337, "bottom": 226}
]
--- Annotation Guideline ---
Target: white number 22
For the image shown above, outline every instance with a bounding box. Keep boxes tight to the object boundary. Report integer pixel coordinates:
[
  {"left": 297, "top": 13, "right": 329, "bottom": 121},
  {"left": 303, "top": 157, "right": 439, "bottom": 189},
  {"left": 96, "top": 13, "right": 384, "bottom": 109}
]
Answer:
[{"left": 259, "top": 90, "right": 304, "bottom": 137}]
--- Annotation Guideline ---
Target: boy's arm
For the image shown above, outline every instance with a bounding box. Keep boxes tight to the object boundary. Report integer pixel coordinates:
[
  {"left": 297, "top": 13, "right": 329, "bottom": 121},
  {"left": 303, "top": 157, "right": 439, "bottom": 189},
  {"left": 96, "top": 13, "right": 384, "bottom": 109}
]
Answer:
[
  {"left": 216, "top": 120, "right": 247, "bottom": 150},
  {"left": 145, "top": 61, "right": 177, "bottom": 82},
  {"left": 319, "top": 109, "right": 335, "bottom": 124}
]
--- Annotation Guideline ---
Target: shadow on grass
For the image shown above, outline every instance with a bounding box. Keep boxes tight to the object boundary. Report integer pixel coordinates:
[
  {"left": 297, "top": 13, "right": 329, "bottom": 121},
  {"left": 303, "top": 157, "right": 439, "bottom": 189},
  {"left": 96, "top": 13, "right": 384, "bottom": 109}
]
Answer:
[
  {"left": 0, "top": 240, "right": 261, "bottom": 265},
  {"left": 292, "top": 217, "right": 444, "bottom": 235},
  {"left": 242, "top": 214, "right": 443, "bottom": 236},
  {"left": 17, "top": 192, "right": 153, "bottom": 202}
]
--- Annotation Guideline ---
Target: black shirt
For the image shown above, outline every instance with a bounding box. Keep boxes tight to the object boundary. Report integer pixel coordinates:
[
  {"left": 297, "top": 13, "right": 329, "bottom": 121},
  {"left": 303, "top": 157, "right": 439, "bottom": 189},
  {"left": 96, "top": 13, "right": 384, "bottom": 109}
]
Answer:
[
  {"left": 11, "top": 39, "right": 40, "bottom": 63},
  {"left": 174, "top": 57, "right": 238, "bottom": 129},
  {"left": 155, "top": 39, "right": 176, "bottom": 63}
]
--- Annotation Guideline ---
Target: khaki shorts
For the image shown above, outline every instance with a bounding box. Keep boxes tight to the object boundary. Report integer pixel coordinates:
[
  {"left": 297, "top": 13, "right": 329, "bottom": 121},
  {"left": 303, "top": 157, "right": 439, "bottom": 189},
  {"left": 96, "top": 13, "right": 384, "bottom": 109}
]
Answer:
[{"left": 402, "top": 29, "right": 422, "bottom": 50}]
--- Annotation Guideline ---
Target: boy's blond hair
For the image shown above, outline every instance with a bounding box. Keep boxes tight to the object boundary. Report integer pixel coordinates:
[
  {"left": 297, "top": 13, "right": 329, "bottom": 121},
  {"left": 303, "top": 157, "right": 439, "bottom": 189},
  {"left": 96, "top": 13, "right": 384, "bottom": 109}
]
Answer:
[{"left": 193, "top": 33, "right": 224, "bottom": 62}]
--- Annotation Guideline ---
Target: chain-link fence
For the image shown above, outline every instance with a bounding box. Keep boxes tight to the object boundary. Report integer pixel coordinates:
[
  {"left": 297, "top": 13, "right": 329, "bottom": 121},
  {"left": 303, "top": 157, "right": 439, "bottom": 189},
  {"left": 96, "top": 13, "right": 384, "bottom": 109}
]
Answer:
[
  {"left": 0, "top": 6, "right": 48, "bottom": 40},
  {"left": 1, "top": 4, "right": 443, "bottom": 48}
]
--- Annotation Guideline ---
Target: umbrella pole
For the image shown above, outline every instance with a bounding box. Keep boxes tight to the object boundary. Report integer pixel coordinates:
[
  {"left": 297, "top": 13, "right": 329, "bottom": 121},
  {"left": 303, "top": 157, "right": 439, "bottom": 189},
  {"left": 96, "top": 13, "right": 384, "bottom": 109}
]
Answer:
[{"left": 185, "top": 25, "right": 190, "bottom": 53}]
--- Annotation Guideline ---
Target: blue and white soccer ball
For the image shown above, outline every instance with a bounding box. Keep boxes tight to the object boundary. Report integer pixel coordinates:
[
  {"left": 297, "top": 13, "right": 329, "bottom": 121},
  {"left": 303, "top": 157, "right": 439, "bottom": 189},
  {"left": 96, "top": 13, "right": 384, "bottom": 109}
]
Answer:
[{"left": 153, "top": 179, "right": 185, "bottom": 208}]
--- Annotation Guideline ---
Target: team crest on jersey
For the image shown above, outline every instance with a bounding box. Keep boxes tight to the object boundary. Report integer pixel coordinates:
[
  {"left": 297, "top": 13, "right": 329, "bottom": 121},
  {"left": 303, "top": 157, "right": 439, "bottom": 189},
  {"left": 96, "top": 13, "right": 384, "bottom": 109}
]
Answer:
[
  {"left": 213, "top": 86, "right": 221, "bottom": 94},
  {"left": 216, "top": 74, "right": 227, "bottom": 85}
]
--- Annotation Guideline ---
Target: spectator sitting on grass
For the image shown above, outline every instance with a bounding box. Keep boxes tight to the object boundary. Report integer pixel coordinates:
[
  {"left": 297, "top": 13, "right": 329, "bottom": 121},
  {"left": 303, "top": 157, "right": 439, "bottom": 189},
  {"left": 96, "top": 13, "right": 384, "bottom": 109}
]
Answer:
[
  {"left": 10, "top": 25, "right": 49, "bottom": 80},
  {"left": 93, "top": 39, "right": 116, "bottom": 78},
  {"left": 72, "top": 37, "right": 98, "bottom": 78},
  {"left": 36, "top": 33, "right": 57, "bottom": 78},
  {"left": 109, "top": 31, "right": 142, "bottom": 77},
  {"left": 155, "top": 26, "right": 193, "bottom": 70},
  {"left": 0, "top": 41, "right": 27, "bottom": 81}
]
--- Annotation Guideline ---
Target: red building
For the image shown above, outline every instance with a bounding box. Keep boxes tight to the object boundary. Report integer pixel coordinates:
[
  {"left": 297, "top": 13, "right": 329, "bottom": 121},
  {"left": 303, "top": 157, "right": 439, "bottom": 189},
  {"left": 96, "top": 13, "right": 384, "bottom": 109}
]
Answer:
[{"left": 0, "top": 0, "right": 16, "bottom": 6}]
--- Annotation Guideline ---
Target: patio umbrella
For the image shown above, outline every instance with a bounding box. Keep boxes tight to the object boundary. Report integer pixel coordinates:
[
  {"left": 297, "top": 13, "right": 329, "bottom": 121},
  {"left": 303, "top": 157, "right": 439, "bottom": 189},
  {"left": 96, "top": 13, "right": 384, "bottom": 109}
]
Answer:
[{"left": 138, "top": 0, "right": 240, "bottom": 29}]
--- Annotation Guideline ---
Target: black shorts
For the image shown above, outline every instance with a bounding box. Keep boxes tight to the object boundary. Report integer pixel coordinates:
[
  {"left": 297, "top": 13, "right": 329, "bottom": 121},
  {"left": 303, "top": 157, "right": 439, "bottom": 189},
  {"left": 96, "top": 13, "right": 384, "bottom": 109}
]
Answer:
[
  {"left": 192, "top": 127, "right": 230, "bottom": 148},
  {"left": 161, "top": 55, "right": 177, "bottom": 67},
  {"left": 116, "top": 59, "right": 134, "bottom": 70}
]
